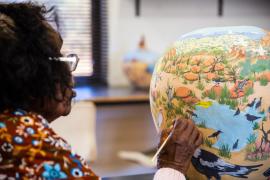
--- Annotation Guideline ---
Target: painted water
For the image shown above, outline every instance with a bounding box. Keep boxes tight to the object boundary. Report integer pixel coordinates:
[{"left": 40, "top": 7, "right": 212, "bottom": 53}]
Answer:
[{"left": 193, "top": 100, "right": 266, "bottom": 152}]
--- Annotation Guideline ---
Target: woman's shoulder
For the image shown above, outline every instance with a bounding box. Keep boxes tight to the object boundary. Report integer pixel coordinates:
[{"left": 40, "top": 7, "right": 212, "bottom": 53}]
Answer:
[
  {"left": 0, "top": 108, "right": 49, "bottom": 125},
  {"left": 0, "top": 108, "right": 98, "bottom": 179}
]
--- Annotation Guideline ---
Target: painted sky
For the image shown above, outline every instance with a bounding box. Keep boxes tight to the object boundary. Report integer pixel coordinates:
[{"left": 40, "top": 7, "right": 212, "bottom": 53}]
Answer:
[{"left": 180, "top": 26, "right": 266, "bottom": 41}]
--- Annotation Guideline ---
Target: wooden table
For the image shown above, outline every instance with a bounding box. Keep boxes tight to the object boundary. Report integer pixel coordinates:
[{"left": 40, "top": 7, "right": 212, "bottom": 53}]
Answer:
[
  {"left": 74, "top": 86, "right": 157, "bottom": 176},
  {"left": 75, "top": 85, "right": 149, "bottom": 104}
]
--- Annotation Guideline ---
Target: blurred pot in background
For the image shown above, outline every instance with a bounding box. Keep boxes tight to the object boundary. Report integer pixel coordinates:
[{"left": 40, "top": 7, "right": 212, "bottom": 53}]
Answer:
[{"left": 123, "top": 36, "right": 158, "bottom": 90}]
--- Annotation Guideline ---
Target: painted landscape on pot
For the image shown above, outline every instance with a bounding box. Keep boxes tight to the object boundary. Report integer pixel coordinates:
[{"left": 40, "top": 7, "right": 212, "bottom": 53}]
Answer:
[{"left": 150, "top": 26, "right": 270, "bottom": 179}]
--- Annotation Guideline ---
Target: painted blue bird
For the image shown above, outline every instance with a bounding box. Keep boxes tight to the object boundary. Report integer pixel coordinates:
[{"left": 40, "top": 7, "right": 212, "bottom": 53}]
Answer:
[
  {"left": 212, "top": 77, "right": 225, "bottom": 86},
  {"left": 247, "top": 98, "right": 256, "bottom": 108},
  {"left": 233, "top": 139, "right": 239, "bottom": 150},
  {"left": 187, "top": 110, "right": 198, "bottom": 118},
  {"left": 213, "top": 77, "right": 225, "bottom": 83},
  {"left": 192, "top": 149, "right": 262, "bottom": 180},
  {"left": 264, "top": 167, "right": 270, "bottom": 177},
  {"left": 245, "top": 114, "right": 261, "bottom": 123},
  {"left": 255, "top": 97, "right": 262, "bottom": 110},
  {"left": 208, "top": 130, "right": 223, "bottom": 138},
  {"left": 234, "top": 108, "right": 240, "bottom": 116}
]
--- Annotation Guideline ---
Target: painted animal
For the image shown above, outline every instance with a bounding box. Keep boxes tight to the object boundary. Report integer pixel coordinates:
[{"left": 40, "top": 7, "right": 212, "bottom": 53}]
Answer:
[
  {"left": 245, "top": 114, "right": 261, "bottom": 123},
  {"left": 232, "top": 139, "right": 239, "bottom": 150},
  {"left": 247, "top": 98, "right": 256, "bottom": 108},
  {"left": 234, "top": 108, "right": 240, "bottom": 116},
  {"left": 263, "top": 167, "right": 270, "bottom": 177},
  {"left": 255, "top": 97, "right": 262, "bottom": 110},
  {"left": 213, "top": 77, "right": 225, "bottom": 86},
  {"left": 187, "top": 110, "right": 198, "bottom": 118},
  {"left": 208, "top": 130, "right": 223, "bottom": 138},
  {"left": 191, "top": 149, "right": 262, "bottom": 180}
]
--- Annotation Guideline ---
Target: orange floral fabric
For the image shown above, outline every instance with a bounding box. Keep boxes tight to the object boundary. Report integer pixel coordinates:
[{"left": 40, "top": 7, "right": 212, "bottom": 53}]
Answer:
[{"left": 0, "top": 109, "right": 98, "bottom": 179}]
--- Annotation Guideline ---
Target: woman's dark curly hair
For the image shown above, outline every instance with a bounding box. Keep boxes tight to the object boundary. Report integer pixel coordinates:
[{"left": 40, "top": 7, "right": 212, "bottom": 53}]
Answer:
[{"left": 0, "top": 2, "right": 72, "bottom": 112}]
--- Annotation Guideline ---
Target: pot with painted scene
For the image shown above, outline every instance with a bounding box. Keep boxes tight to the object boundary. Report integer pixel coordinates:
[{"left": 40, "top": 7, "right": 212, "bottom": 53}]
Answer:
[{"left": 150, "top": 26, "right": 270, "bottom": 179}]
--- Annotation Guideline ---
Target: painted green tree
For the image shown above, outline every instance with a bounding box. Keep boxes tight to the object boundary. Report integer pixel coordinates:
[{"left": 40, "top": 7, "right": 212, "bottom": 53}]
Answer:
[
  {"left": 240, "top": 59, "right": 252, "bottom": 78},
  {"left": 251, "top": 60, "right": 270, "bottom": 75}
]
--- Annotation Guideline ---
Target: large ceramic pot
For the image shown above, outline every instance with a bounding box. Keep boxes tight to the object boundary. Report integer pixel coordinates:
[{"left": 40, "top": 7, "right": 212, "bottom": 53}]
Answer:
[
  {"left": 123, "top": 37, "right": 158, "bottom": 89},
  {"left": 150, "top": 26, "right": 270, "bottom": 179}
]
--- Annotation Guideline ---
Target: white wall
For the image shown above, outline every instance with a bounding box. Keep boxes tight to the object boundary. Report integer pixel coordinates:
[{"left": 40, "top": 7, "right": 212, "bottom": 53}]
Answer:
[
  {"left": 108, "top": 0, "right": 270, "bottom": 87},
  {"left": 51, "top": 101, "right": 97, "bottom": 161}
]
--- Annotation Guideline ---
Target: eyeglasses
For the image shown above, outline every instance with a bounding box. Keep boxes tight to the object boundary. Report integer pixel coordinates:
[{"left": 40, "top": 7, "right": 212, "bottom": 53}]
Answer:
[{"left": 49, "top": 54, "right": 79, "bottom": 72}]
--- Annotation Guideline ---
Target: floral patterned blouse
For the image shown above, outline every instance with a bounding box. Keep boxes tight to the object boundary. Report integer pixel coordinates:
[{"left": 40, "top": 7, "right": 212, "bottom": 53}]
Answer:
[{"left": 0, "top": 109, "right": 98, "bottom": 180}]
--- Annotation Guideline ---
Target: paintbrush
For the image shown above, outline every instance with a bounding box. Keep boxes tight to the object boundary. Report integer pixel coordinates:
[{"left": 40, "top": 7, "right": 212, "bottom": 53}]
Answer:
[{"left": 152, "top": 120, "right": 177, "bottom": 162}]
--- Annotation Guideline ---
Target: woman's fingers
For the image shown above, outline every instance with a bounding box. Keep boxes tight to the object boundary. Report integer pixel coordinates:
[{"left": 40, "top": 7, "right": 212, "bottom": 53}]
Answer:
[
  {"left": 194, "top": 131, "right": 203, "bottom": 148},
  {"left": 175, "top": 119, "right": 189, "bottom": 134},
  {"left": 189, "top": 127, "right": 199, "bottom": 143},
  {"left": 184, "top": 120, "right": 195, "bottom": 137}
]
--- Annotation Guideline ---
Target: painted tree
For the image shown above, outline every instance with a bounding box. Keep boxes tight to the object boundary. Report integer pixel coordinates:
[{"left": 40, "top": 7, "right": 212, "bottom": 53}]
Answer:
[
  {"left": 226, "top": 65, "right": 239, "bottom": 83},
  {"left": 251, "top": 60, "right": 270, "bottom": 78},
  {"left": 257, "top": 123, "right": 270, "bottom": 154},
  {"left": 240, "top": 58, "right": 252, "bottom": 79}
]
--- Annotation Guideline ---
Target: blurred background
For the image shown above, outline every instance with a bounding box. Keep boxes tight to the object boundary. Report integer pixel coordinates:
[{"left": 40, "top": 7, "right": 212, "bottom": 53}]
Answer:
[{"left": 3, "top": 0, "right": 270, "bottom": 178}]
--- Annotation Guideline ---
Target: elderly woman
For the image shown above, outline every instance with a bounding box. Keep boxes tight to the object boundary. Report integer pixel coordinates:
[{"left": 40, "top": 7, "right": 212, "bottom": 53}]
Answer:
[{"left": 0, "top": 2, "right": 202, "bottom": 179}]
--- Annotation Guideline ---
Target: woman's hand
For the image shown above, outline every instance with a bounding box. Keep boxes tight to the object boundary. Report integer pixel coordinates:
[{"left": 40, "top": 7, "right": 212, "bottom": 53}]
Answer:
[{"left": 157, "top": 119, "right": 203, "bottom": 175}]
